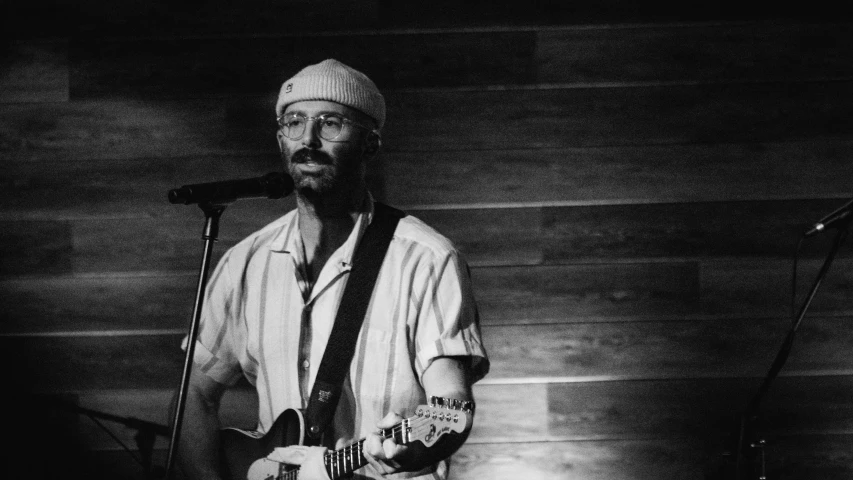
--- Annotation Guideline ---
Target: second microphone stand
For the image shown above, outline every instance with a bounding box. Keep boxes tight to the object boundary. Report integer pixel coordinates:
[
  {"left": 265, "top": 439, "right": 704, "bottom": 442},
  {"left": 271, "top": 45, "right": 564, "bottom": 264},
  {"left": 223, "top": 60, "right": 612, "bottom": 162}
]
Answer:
[{"left": 733, "top": 218, "right": 851, "bottom": 479}]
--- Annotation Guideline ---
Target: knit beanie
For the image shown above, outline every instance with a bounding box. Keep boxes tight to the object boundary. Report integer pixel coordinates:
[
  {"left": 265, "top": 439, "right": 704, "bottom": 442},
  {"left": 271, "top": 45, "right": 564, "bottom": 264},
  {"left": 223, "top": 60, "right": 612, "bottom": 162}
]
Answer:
[{"left": 275, "top": 59, "right": 386, "bottom": 130}]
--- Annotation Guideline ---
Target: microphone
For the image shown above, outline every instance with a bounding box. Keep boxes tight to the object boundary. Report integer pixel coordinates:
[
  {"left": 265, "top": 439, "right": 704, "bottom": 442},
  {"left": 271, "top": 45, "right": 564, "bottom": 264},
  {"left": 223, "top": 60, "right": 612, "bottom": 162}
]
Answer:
[
  {"left": 168, "top": 172, "right": 294, "bottom": 205},
  {"left": 804, "top": 197, "right": 853, "bottom": 237}
]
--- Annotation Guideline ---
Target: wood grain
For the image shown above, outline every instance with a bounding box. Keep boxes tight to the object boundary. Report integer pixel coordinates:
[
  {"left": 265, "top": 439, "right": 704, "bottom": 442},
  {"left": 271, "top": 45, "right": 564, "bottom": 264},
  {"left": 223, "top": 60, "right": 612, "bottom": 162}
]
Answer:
[
  {"left": 701, "top": 258, "right": 853, "bottom": 317},
  {"left": 537, "top": 22, "right": 853, "bottom": 84},
  {"left": 5, "top": 140, "right": 853, "bottom": 220},
  {"left": 40, "top": 375, "right": 853, "bottom": 451},
  {"left": 6, "top": 316, "right": 853, "bottom": 391},
  {"left": 0, "top": 261, "right": 700, "bottom": 333},
  {"left": 69, "top": 32, "right": 536, "bottom": 99},
  {"left": 4, "top": 83, "right": 853, "bottom": 163},
  {"left": 541, "top": 199, "right": 850, "bottom": 261},
  {"left": 0, "top": 40, "right": 69, "bottom": 103}
]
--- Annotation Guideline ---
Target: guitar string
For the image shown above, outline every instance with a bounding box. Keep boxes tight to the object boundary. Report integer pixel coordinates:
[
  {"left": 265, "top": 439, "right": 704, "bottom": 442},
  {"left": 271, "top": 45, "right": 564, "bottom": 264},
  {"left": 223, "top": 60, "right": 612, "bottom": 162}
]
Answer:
[{"left": 276, "top": 413, "right": 467, "bottom": 479}]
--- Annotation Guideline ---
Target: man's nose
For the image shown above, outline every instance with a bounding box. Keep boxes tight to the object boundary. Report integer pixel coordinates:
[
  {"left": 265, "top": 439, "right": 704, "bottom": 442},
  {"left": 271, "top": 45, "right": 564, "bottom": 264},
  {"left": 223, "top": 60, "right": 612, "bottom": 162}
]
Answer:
[{"left": 302, "top": 119, "right": 322, "bottom": 148}]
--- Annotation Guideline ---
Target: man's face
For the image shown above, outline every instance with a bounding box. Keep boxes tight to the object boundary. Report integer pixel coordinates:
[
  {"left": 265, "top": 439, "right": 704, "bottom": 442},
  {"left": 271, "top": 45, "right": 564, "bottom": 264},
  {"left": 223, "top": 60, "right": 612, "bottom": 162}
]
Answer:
[{"left": 277, "top": 100, "right": 374, "bottom": 198}]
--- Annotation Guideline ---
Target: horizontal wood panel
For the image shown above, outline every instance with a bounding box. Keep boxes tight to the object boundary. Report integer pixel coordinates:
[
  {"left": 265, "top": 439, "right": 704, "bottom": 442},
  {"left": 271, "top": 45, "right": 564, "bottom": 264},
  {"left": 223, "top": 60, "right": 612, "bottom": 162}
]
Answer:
[
  {"left": 2, "top": 0, "right": 378, "bottom": 39},
  {"left": 4, "top": 140, "right": 853, "bottom": 220},
  {"left": 483, "top": 316, "right": 853, "bottom": 379},
  {"left": 5, "top": 317, "right": 853, "bottom": 391},
  {"left": 537, "top": 23, "right": 853, "bottom": 84},
  {"left": 452, "top": 435, "right": 853, "bottom": 480},
  {"left": 0, "top": 208, "right": 541, "bottom": 277},
  {"left": 55, "top": 375, "right": 853, "bottom": 451},
  {"left": 541, "top": 199, "right": 850, "bottom": 261},
  {"left": 1, "top": 262, "right": 699, "bottom": 333},
  {"left": 0, "top": 40, "right": 69, "bottom": 103},
  {"left": 474, "top": 262, "right": 699, "bottom": 323},
  {"left": 57, "top": 23, "right": 853, "bottom": 100},
  {"left": 44, "top": 433, "right": 853, "bottom": 480},
  {"left": 4, "top": 258, "right": 850, "bottom": 333},
  {"left": 69, "top": 33, "right": 536, "bottom": 99},
  {"left": 701, "top": 258, "right": 853, "bottom": 317},
  {"left": 2, "top": 199, "right": 846, "bottom": 279},
  {"left": 4, "top": 83, "right": 853, "bottom": 163},
  {"left": 6, "top": 1, "right": 851, "bottom": 39}
]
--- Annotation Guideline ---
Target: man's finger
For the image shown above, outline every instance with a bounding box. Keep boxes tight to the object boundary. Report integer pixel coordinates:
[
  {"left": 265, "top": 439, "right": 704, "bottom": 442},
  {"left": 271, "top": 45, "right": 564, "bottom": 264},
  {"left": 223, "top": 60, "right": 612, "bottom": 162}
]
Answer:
[{"left": 376, "top": 410, "right": 405, "bottom": 429}]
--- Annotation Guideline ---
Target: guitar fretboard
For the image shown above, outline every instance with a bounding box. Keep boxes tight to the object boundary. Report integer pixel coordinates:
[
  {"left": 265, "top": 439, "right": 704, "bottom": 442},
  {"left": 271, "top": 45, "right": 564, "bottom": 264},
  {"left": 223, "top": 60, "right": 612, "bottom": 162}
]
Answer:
[{"left": 323, "top": 419, "right": 410, "bottom": 479}]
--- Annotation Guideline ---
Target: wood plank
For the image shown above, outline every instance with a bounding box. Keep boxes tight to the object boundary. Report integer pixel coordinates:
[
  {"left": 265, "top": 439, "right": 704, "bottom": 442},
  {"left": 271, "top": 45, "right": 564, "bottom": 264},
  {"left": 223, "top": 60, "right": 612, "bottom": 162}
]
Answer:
[
  {"left": 4, "top": 83, "right": 853, "bottom": 163},
  {"left": 537, "top": 22, "right": 853, "bottom": 84},
  {"left": 63, "top": 433, "right": 853, "bottom": 480},
  {"left": 42, "top": 375, "right": 853, "bottom": 451},
  {"left": 4, "top": 257, "right": 848, "bottom": 334},
  {"left": 452, "top": 435, "right": 853, "bottom": 480},
  {"left": 474, "top": 262, "right": 699, "bottom": 323},
  {"left": 66, "top": 22, "right": 853, "bottom": 98},
  {"left": 0, "top": 262, "right": 697, "bottom": 333},
  {"left": 3, "top": 140, "right": 852, "bottom": 218},
  {"left": 0, "top": 208, "right": 540, "bottom": 276},
  {"left": 381, "top": 81, "right": 853, "bottom": 151},
  {"left": 701, "top": 258, "right": 853, "bottom": 317},
  {"left": 6, "top": 316, "right": 853, "bottom": 391},
  {"left": 482, "top": 316, "right": 853, "bottom": 379},
  {"left": 547, "top": 376, "right": 853, "bottom": 439},
  {"left": 3, "top": 0, "right": 378, "bottom": 39},
  {"left": 0, "top": 220, "right": 73, "bottom": 275},
  {"left": 541, "top": 199, "right": 851, "bottom": 262},
  {"left": 0, "top": 40, "right": 69, "bottom": 103},
  {"left": 69, "top": 32, "right": 536, "bottom": 99},
  {"left": 0, "top": 274, "right": 196, "bottom": 334}
]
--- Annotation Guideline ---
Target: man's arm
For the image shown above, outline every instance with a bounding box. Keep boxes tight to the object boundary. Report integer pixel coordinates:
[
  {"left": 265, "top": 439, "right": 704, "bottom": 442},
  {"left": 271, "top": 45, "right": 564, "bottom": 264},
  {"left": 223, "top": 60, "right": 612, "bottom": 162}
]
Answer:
[
  {"left": 176, "top": 367, "right": 228, "bottom": 480},
  {"left": 363, "top": 356, "right": 475, "bottom": 474}
]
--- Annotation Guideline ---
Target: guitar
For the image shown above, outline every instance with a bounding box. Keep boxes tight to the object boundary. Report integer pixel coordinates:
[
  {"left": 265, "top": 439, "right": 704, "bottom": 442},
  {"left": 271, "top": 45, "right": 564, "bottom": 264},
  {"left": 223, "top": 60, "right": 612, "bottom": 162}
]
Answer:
[{"left": 220, "top": 397, "right": 473, "bottom": 480}]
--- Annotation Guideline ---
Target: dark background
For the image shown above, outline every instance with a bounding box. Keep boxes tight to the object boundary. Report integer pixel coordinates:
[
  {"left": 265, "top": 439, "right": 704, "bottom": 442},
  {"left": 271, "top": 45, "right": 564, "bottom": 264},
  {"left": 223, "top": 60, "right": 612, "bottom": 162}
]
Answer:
[{"left": 2, "top": 1, "right": 853, "bottom": 478}]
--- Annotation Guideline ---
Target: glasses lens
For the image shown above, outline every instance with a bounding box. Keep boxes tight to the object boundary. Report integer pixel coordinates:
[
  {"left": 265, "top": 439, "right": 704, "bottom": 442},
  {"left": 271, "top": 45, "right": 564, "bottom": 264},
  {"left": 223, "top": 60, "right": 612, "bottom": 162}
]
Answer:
[
  {"left": 280, "top": 113, "right": 306, "bottom": 139},
  {"left": 318, "top": 115, "right": 344, "bottom": 140}
]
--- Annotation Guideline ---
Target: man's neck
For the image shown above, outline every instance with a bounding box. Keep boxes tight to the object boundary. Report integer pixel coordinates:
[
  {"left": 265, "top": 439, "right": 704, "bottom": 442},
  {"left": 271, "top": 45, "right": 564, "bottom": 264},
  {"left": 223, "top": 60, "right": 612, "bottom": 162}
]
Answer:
[{"left": 295, "top": 185, "right": 368, "bottom": 277}]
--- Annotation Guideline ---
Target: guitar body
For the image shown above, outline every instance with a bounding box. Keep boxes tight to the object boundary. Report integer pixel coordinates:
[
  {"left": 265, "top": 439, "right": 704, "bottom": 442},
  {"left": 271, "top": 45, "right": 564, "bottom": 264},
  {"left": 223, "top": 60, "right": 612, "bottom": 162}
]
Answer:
[
  {"left": 220, "top": 398, "right": 473, "bottom": 480},
  {"left": 220, "top": 408, "right": 306, "bottom": 480}
]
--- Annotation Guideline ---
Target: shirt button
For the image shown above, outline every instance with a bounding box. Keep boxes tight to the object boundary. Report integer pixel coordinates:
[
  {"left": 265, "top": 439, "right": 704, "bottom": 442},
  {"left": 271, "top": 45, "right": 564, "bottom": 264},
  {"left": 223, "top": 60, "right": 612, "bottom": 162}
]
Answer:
[{"left": 302, "top": 359, "right": 310, "bottom": 370}]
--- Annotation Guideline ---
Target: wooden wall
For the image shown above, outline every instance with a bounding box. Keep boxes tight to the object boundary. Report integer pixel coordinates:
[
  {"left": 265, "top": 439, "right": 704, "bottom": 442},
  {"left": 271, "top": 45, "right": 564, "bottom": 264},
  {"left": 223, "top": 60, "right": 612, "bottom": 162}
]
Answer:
[{"left": 3, "top": 2, "right": 853, "bottom": 479}]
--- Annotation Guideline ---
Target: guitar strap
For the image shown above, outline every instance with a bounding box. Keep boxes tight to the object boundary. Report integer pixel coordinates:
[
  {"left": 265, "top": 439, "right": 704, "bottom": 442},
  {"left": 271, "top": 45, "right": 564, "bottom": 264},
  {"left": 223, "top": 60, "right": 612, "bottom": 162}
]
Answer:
[{"left": 304, "top": 202, "right": 405, "bottom": 443}]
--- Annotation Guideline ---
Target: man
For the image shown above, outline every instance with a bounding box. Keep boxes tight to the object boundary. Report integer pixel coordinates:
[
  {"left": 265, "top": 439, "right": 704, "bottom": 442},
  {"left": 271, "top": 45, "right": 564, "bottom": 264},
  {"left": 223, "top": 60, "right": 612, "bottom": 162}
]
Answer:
[{"left": 179, "top": 59, "right": 489, "bottom": 480}]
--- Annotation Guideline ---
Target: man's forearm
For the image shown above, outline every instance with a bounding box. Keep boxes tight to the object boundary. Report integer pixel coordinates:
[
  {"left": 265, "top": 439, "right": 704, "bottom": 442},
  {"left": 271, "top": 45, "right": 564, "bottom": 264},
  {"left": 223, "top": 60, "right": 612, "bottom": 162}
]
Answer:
[{"left": 177, "top": 386, "right": 224, "bottom": 480}]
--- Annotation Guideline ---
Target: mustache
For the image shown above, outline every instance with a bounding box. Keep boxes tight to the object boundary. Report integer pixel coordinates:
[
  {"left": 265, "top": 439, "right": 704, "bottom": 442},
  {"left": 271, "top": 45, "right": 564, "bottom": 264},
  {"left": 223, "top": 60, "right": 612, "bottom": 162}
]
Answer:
[{"left": 291, "top": 149, "right": 333, "bottom": 165}]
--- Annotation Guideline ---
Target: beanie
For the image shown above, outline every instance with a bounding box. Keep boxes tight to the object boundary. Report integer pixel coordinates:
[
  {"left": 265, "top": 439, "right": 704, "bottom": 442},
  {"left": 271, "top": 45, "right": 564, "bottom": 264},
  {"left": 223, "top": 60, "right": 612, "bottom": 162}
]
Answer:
[{"left": 275, "top": 59, "right": 386, "bottom": 130}]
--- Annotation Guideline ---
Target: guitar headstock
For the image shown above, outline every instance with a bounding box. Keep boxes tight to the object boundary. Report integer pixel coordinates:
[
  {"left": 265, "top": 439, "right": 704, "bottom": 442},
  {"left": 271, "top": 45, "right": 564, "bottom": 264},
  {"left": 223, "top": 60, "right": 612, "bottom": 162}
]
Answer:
[{"left": 406, "top": 400, "right": 473, "bottom": 448}]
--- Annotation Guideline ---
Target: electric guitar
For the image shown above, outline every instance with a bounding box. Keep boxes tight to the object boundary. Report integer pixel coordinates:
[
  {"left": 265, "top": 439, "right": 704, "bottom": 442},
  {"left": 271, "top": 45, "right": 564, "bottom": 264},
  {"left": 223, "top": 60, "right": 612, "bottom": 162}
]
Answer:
[{"left": 220, "top": 397, "right": 473, "bottom": 480}]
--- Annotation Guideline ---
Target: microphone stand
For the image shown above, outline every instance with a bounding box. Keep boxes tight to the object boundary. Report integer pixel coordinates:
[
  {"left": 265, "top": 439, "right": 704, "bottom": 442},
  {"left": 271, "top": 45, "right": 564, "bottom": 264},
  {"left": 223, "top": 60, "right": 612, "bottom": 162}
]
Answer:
[
  {"left": 732, "top": 217, "right": 851, "bottom": 480},
  {"left": 164, "top": 201, "right": 227, "bottom": 479}
]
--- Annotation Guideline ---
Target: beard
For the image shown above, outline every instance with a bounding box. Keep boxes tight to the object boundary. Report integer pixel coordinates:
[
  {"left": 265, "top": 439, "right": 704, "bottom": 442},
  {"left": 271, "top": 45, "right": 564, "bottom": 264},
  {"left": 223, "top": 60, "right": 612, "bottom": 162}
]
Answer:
[{"left": 283, "top": 148, "right": 363, "bottom": 200}]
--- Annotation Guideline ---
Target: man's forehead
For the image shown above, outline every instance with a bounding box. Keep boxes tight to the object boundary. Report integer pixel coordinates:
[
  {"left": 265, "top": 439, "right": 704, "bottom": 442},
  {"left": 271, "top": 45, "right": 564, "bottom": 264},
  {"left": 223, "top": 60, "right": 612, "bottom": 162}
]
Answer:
[{"left": 283, "top": 100, "right": 351, "bottom": 115}]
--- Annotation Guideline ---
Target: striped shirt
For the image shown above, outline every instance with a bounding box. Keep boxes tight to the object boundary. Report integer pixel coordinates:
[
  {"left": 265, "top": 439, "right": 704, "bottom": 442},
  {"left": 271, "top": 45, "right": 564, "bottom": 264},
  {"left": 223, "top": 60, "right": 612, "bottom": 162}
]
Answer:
[{"left": 194, "top": 200, "right": 489, "bottom": 480}]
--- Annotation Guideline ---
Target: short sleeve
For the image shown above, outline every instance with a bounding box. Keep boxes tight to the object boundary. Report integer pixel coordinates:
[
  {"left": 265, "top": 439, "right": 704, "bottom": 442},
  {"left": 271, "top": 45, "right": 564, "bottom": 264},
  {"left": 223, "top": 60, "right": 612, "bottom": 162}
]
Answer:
[
  {"left": 192, "top": 251, "right": 246, "bottom": 386},
  {"left": 413, "top": 250, "right": 490, "bottom": 384}
]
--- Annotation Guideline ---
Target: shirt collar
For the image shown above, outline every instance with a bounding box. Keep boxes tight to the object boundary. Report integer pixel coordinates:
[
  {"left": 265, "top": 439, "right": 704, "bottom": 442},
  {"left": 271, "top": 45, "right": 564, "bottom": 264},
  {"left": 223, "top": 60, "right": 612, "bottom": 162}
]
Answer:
[{"left": 268, "top": 192, "right": 376, "bottom": 269}]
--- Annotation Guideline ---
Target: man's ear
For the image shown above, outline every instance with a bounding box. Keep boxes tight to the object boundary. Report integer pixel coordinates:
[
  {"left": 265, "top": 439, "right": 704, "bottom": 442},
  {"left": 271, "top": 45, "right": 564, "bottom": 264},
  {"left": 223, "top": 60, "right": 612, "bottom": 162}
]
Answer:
[
  {"left": 364, "top": 131, "right": 382, "bottom": 157},
  {"left": 276, "top": 131, "right": 285, "bottom": 152}
]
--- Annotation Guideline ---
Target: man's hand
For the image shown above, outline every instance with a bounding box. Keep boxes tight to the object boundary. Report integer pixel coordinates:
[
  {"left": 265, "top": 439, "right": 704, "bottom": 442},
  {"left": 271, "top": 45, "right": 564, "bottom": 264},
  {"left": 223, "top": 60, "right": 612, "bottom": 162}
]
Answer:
[
  {"left": 267, "top": 445, "right": 330, "bottom": 480},
  {"left": 363, "top": 411, "right": 430, "bottom": 475}
]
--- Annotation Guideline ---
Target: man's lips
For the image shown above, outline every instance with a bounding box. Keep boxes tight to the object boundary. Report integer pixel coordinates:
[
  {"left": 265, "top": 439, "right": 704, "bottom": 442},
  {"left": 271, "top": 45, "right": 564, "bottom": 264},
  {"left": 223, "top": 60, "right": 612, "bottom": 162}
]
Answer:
[{"left": 292, "top": 150, "right": 332, "bottom": 166}]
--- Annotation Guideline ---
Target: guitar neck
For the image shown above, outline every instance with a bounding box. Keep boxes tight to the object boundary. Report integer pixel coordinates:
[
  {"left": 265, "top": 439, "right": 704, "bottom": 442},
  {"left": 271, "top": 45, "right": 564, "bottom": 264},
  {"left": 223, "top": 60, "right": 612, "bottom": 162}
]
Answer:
[{"left": 323, "top": 420, "right": 409, "bottom": 479}]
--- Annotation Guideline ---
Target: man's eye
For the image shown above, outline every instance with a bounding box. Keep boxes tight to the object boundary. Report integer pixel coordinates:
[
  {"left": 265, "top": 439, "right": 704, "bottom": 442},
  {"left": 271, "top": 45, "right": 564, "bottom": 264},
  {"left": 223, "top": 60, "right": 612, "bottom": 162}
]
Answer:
[
  {"left": 323, "top": 116, "right": 344, "bottom": 128},
  {"left": 285, "top": 119, "right": 304, "bottom": 128}
]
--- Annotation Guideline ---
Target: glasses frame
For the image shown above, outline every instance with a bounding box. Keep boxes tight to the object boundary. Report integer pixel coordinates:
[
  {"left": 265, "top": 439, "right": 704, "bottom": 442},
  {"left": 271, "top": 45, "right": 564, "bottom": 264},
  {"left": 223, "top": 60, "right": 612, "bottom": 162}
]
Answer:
[{"left": 276, "top": 112, "right": 375, "bottom": 142}]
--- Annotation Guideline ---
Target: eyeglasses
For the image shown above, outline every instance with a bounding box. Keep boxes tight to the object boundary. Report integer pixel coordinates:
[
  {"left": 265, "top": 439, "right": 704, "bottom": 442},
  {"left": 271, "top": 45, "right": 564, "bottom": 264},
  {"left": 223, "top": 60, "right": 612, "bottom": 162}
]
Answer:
[{"left": 277, "top": 112, "right": 374, "bottom": 141}]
